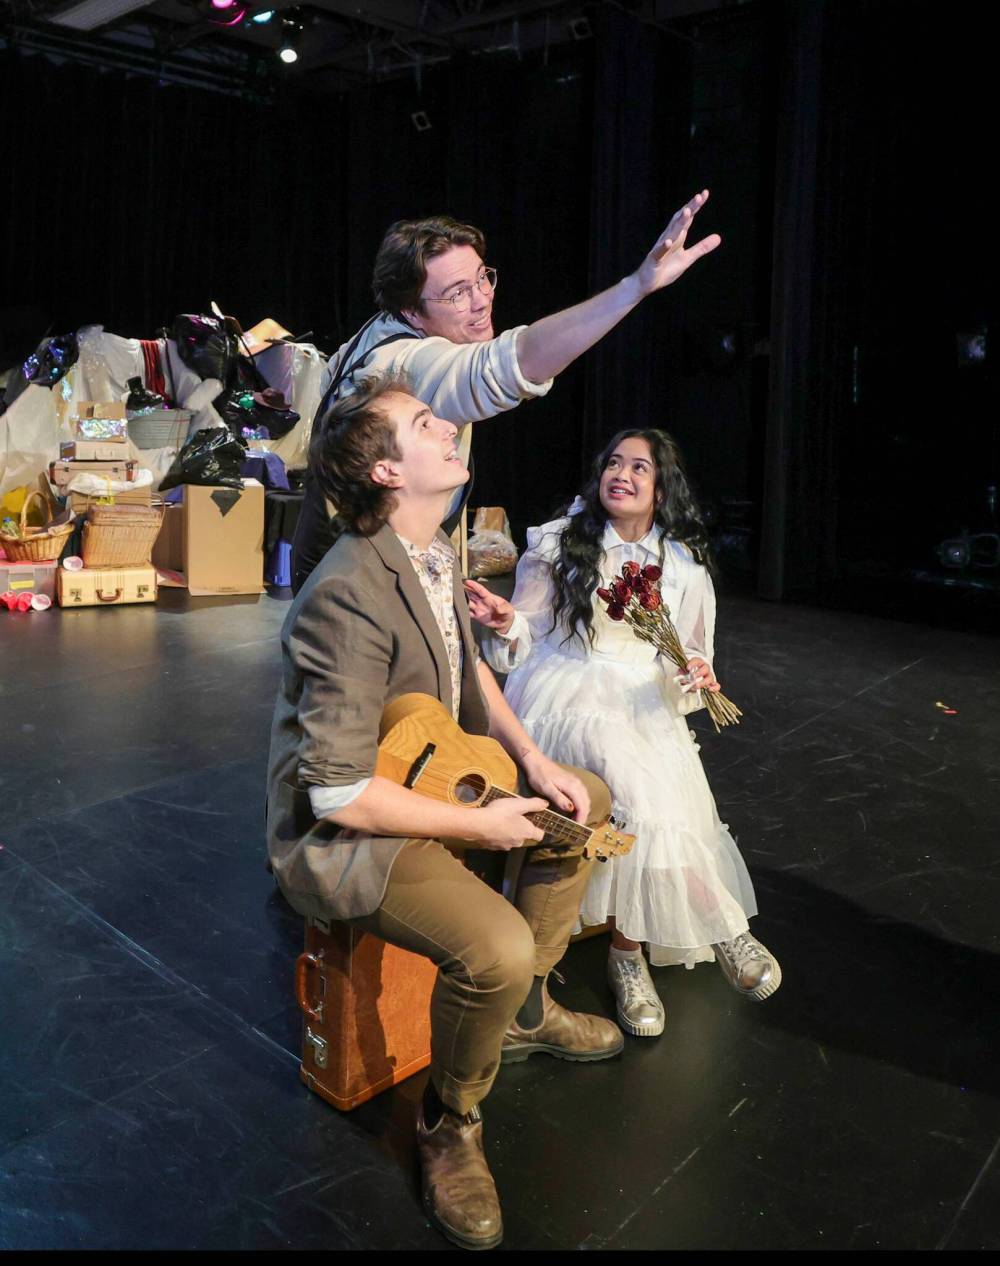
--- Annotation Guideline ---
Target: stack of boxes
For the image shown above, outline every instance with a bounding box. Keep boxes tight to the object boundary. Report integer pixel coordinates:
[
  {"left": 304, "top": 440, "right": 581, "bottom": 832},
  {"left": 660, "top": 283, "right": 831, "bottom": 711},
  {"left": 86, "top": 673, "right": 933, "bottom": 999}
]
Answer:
[
  {"left": 51, "top": 402, "right": 159, "bottom": 608},
  {"left": 32, "top": 401, "right": 267, "bottom": 606},
  {"left": 50, "top": 402, "right": 152, "bottom": 515}
]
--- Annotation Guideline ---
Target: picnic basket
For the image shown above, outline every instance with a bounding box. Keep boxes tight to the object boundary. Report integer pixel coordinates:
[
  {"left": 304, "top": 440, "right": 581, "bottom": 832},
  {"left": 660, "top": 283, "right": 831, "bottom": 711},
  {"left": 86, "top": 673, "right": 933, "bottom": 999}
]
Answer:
[
  {"left": 81, "top": 502, "right": 163, "bottom": 568},
  {"left": 0, "top": 491, "right": 74, "bottom": 563}
]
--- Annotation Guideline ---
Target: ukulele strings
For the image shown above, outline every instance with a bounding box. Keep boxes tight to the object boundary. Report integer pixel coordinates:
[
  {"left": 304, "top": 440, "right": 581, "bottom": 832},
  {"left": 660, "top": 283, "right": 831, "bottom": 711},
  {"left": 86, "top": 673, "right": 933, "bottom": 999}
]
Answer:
[{"left": 388, "top": 762, "right": 591, "bottom": 845}]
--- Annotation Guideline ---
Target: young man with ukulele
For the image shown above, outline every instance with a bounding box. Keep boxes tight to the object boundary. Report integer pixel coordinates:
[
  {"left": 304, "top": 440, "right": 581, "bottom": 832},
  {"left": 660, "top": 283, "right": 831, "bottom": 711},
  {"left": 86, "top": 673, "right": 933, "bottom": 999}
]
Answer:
[{"left": 267, "top": 375, "right": 623, "bottom": 1251}]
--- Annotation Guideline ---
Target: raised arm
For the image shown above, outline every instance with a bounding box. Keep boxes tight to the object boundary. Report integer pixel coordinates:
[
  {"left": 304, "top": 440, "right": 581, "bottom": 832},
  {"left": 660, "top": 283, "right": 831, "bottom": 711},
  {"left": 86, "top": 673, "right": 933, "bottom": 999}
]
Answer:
[{"left": 516, "top": 190, "right": 721, "bottom": 385}]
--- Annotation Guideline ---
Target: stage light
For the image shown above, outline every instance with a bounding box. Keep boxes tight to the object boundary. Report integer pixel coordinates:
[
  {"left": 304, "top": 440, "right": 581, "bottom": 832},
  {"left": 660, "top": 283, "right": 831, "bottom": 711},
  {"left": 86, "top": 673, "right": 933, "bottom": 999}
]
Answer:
[
  {"left": 206, "top": 0, "right": 247, "bottom": 25},
  {"left": 937, "top": 535, "right": 971, "bottom": 569},
  {"left": 936, "top": 532, "right": 1000, "bottom": 570},
  {"left": 956, "top": 327, "right": 988, "bottom": 367},
  {"left": 251, "top": 9, "right": 275, "bottom": 22},
  {"left": 277, "top": 17, "right": 301, "bottom": 63}
]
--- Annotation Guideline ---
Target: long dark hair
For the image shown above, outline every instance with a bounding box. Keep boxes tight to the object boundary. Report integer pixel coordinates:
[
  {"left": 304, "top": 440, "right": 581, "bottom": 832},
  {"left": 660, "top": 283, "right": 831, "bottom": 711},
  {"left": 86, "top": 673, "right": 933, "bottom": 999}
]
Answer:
[{"left": 550, "top": 429, "right": 712, "bottom": 648}]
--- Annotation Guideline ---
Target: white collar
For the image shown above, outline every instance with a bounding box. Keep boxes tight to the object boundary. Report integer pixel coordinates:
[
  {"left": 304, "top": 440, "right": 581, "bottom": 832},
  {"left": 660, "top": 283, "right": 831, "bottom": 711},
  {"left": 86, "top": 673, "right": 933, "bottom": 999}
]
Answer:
[{"left": 601, "top": 519, "right": 662, "bottom": 558}]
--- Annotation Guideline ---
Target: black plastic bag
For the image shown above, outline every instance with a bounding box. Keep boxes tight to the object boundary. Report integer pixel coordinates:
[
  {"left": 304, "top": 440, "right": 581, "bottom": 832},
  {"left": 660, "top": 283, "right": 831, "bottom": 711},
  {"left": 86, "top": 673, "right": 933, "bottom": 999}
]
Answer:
[
  {"left": 171, "top": 314, "right": 238, "bottom": 385},
  {"left": 216, "top": 385, "right": 300, "bottom": 441},
  {"left": 25, "top": 332, "right": 79, "bottom": 387},
  {"left": 159, "top": 427, "right": 246, "bottom": 492},
  {"left": 1, "top": 332, "right": 79, "bottom": 414}
]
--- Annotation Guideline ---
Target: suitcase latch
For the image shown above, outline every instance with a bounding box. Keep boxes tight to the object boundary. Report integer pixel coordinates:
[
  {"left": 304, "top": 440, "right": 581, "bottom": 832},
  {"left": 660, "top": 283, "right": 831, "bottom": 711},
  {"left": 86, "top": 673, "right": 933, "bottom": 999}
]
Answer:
[{"left": 305, "top": 1026, "right": 329, "bottom": 1069}]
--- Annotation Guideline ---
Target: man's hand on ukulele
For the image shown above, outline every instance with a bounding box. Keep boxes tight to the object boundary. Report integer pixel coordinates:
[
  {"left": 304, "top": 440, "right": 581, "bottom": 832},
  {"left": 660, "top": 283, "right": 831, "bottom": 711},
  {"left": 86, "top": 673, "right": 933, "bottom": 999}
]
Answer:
[
  {"left": 464, "top": 579, "right": 515, "bottom": 634},
  {"left": 473, "top": 796, "right": 548, "bottom": 851},
  {"left": 520, "top": 750, "right": 591, "bottom": 824}
]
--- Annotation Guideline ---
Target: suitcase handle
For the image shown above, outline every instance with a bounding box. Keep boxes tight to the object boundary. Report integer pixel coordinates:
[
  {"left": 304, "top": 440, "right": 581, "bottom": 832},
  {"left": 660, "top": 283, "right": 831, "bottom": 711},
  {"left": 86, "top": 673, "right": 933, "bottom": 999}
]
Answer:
[
  {"left": 97, "top": 588, "right": 123, "bottom": 603},
  {"left": 295, "top": 951, "right": 324, "bottom": 1022}
]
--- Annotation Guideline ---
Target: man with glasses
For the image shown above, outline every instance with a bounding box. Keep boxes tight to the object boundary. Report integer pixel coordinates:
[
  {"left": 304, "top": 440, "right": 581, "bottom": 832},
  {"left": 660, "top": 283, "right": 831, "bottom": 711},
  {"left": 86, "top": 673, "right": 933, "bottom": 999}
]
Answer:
[{"left": 291, "top": 190, "right": 721, "bottom": 593}]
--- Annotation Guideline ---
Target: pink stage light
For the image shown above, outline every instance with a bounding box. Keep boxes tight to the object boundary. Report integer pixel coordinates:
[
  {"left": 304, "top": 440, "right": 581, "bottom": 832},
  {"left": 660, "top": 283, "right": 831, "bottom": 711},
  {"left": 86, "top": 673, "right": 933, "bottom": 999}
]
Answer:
[{"left": 208, "top": 0, "right": 248, "bottom": 23}]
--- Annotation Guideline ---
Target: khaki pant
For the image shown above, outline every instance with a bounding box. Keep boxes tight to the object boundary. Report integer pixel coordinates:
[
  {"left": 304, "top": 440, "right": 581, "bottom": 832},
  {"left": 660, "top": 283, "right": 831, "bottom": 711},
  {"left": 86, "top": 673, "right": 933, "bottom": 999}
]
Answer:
[{"left": 346, "top": 767, "right": 610, "bottom": 1114}]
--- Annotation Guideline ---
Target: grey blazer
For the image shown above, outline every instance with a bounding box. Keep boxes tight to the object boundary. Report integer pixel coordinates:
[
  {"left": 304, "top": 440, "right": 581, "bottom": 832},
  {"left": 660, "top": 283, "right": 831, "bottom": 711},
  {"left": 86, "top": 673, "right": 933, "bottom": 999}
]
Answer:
[{"left": 266, "top": 523, "right": 491, "bottom": 921}]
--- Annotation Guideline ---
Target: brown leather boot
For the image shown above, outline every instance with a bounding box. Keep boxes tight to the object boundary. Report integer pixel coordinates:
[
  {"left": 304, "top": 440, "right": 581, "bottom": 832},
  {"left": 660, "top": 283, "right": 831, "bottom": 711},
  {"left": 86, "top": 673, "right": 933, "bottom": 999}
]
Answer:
[
  {"left": 501, "top": 972, "right": 624, "bottom": 1064},
  {"left": 416, "top": 1102, "right": 503, "bottom": 1251}
]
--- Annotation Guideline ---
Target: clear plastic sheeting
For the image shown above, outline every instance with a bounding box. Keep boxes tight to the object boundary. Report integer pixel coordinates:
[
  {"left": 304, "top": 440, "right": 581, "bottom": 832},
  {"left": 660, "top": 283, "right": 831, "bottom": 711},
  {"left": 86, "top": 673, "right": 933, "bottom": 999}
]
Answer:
[
  {"left": 70, "top": 326, "right": 144, "bottom": 408},
  {"left": 261, "top": 342, "right": 324, "bottom": 470},
  {"left": 64, "top": 468, "right": 153, "bottom": 496},
  {"left": 0, "top": 383, "right": 74, "bottom": 496}
]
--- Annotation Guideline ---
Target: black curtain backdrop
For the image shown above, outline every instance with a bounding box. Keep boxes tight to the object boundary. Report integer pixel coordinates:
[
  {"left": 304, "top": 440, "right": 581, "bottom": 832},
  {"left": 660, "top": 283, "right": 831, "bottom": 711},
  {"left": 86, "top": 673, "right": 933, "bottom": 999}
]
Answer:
[
  {"left": 0, "top": 52, "right": 347, "bottom": 344},
  {"left": 582, "top": 5, "right": 692, "bottom": 462},
  {"left": 760, "top": 0, "right": 999, "bottom": 603},
  {"left": 12, "top": 1, "right": 989, "bottom": 611},
  {"left": 759, "top": 0, "right": 826, "bottom": 601}
]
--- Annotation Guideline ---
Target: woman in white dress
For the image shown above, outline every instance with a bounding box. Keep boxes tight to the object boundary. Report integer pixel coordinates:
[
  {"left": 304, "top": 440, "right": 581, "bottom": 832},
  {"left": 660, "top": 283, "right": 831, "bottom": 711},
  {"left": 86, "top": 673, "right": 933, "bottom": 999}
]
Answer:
[{"left": 470, "top": 429, "right": 781, "bottom": 1037}]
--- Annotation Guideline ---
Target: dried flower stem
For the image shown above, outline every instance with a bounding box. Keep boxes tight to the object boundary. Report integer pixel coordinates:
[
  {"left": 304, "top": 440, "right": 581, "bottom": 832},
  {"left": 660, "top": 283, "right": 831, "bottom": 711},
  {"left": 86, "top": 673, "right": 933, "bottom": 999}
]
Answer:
[
  {"left": 624, "top": 602, "right": 743, "bottom": 733},
  {"left": 596, "top": 562, "right": 743, "bottom": 733}
]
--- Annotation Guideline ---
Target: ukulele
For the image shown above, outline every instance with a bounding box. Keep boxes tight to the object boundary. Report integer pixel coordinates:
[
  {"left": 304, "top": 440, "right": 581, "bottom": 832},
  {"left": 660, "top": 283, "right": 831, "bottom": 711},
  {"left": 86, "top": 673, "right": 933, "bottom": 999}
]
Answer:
[{"left": 376, "top": 693, "right": 634, "bottom": 862}]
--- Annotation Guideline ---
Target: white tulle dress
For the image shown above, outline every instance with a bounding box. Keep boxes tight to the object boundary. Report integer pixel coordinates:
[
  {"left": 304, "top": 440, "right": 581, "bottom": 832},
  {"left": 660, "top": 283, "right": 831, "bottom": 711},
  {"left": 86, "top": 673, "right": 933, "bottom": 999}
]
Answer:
[{"left": 480, "top": 515, "right": 757, "bottom": 967}]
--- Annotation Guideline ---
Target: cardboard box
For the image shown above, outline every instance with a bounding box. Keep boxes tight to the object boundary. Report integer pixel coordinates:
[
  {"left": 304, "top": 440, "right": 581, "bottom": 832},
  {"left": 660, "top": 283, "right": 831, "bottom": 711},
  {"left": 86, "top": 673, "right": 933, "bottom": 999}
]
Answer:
[
  {"left": 49, "top": 459, "right": 137, "bottom": 487},
  {"left": 182, "top": 481, "right": 264, "bottom": 595},
  {"left": 57, "top": 565, "right": 157, "bottom": 607},
  {"left": 151, "top": 485, "right": 264, "bottom": 595},
  {"left": 69, "top": 485, "right": 152, "bottom": 515},
  {"left": 151, "top": 501, "right": 184, "bottom": 573},
  {"left": 61, "top": 440, "right": 129, "bottom": 462},
  {"left": 74, "top": 402, "right": 127, "bottom": 421},
  {"left": 73, "top": 402, "right": 128, "bottom": 443},
  {"left": 0, "top": 559, "right": 58, "bottom": 600}
]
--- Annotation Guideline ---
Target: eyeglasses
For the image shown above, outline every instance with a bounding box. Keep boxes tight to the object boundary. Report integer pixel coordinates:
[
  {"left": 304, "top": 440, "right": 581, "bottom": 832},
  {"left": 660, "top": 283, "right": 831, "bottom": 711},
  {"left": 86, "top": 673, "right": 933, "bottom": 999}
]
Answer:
[{"left": 423, "top": 267, "right": 498, "bottom": 312}]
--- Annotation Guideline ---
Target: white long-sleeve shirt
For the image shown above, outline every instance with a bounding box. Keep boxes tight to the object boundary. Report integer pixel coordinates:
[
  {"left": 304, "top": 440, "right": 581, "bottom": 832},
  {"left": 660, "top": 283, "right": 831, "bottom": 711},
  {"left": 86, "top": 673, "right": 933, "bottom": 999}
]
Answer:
[{"left": 481, "top": 515, "right": 716, "bottom": 717}]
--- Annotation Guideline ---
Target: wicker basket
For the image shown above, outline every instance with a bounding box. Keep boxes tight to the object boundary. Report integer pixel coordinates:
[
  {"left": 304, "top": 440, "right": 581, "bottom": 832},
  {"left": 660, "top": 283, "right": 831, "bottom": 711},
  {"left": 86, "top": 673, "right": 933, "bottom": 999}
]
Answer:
[
  {"left": 1, "top": 491, "right": 74, "bottom": 563},
  {"left": 127, "top": 409, "right": 193, "bottom": 450},
  {"left": 81, "top": 503, "right": 163, "bottom": 568}
]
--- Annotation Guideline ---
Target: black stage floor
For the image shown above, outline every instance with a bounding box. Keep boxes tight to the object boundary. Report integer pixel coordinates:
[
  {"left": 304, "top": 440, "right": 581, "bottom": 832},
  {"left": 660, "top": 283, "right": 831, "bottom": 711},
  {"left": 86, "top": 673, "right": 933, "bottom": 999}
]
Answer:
[{"left": 2, "top": 588, "right": 998, "bottom": 1250}]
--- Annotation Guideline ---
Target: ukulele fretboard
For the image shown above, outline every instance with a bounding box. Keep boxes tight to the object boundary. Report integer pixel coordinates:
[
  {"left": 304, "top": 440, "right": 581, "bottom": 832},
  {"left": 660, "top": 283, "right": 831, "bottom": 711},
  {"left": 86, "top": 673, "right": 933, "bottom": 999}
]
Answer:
[{"left": 481, "top": 785, "right": 592, "bottom": 848}]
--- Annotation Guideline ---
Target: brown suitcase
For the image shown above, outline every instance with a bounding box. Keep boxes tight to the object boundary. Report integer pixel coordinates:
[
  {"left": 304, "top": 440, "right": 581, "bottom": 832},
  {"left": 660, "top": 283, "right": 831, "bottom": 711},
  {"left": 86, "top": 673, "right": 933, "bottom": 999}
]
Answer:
[{"left": 295, "top": 915, "right": 438, "bottom": 1111}]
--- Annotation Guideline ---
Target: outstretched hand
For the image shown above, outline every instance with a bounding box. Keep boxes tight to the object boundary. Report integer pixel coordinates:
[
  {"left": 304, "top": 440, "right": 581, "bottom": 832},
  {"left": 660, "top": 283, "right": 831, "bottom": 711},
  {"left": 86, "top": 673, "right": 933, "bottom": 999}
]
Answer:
[
  {"left": 464, "top": 579, "right": 515, "bottom": 634},
  {"left": 634, "top": 189, "right": 722, "bottom": 297}
]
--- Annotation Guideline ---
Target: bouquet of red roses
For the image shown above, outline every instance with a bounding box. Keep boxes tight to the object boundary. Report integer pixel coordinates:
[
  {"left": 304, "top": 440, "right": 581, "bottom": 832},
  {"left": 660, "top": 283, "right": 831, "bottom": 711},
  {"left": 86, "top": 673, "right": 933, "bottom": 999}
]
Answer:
[{"left": 597, "top": 561, "right": 743, "bottom": 733}]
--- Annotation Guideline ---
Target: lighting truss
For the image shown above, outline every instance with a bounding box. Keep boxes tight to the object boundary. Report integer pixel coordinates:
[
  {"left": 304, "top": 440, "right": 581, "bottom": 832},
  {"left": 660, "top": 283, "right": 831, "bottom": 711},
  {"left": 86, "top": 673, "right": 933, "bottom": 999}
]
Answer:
[{"left": 50, "top": 0, "right": 154, "bottom": 32}]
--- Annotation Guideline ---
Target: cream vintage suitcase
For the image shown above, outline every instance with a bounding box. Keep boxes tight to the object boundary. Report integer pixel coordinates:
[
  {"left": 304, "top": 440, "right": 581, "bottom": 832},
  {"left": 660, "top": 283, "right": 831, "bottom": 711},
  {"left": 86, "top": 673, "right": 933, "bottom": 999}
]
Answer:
[{"left": 57, "top": 565, "right": 157, "bottom": 607}]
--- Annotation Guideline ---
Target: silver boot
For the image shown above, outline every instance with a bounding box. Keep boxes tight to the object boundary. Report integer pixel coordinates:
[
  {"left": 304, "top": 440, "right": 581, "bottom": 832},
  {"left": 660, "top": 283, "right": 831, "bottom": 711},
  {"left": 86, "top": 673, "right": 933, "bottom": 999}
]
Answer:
[
  {"left": 607, "top": 953, "right": 665, "bottom": 1037},
  {"left": 713, "top": 932, "right": 782, "bottom": 1001}
]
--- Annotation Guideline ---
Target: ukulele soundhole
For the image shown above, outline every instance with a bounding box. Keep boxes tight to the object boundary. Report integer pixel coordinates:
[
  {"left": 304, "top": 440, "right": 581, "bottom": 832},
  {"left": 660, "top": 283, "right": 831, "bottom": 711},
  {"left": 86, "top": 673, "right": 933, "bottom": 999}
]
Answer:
[{"left": 453, "top": 771, "right": 488, "bottom": 805}]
